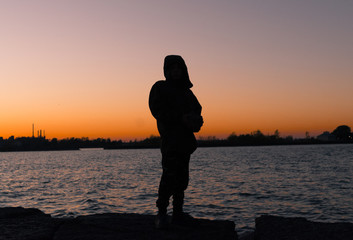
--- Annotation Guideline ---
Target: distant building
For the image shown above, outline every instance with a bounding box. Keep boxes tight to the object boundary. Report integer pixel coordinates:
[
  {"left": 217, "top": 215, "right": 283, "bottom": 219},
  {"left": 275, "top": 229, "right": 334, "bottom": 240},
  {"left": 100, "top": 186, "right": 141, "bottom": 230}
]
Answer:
[{"left": 317, "top": 131, "right": 336, "bottom": 142}]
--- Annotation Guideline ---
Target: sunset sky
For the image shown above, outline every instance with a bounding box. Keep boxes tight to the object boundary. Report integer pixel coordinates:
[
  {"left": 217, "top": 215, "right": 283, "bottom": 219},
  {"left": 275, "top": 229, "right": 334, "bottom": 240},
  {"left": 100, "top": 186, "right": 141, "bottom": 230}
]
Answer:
[{"left": 1, "top": 0, "right": 352, "bottom": 140}]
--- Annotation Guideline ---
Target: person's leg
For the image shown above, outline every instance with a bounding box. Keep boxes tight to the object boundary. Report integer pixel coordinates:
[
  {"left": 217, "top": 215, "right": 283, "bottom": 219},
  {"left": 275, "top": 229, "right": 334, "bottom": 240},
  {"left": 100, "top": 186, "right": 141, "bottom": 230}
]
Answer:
[
  {"left": 155, "top": 153, "right": 177, "bottom": 229},
  {"left": 172, "top": 153, "right": 190, "bottom": 215},
  {"left": 172, "top": 191, "right": 184, "bottom": 213},
  {"left": 156, "top": 152, "right": 180, "bottom": 214},
  {"left": 156, "top": 173, "right": 171, "bottom": 215}
]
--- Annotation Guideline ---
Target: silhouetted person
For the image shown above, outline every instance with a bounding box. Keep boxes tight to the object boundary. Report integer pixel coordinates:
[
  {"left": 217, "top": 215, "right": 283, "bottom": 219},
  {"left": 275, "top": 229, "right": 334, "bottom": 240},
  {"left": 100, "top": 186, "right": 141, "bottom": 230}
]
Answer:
[{"left": 149, "top": 55, "right": 203, "bottom": 229}]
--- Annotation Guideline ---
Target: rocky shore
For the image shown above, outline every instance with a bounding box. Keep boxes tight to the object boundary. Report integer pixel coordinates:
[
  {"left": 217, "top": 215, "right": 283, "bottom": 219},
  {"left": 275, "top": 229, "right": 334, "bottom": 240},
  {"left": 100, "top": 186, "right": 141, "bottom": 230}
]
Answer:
[
  {"left": 1, "top": 207, "right": 353, "bottom": 240},
  {"left": 0, "top": 207, "right": 236, "bottom": 240},
  {"left": 252, "top": 215, "right": 353, "bottom": 240}
]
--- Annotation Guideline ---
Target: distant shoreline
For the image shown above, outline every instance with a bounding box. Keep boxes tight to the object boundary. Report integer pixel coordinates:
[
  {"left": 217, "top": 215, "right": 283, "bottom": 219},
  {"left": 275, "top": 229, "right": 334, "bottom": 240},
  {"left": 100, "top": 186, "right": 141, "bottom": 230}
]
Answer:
[
  {"left": 1, "top": 141, "right": 351, "bottom": 153},
  {"left": 1, "top": 126, "right": 352, "bottom": 152}
]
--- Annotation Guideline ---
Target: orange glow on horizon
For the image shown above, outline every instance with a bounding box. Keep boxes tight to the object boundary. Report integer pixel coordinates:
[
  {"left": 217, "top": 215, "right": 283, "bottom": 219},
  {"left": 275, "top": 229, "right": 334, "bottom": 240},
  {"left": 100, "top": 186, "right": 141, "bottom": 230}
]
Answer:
[{"left": 1, "top": 1, "right": 352, "bottom": 140}]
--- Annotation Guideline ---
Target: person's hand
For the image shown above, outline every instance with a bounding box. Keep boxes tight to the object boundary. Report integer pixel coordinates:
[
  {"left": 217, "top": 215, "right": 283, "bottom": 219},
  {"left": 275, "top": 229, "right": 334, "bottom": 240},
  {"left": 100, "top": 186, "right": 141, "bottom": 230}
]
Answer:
[{"left": 183, "top": 113, "right": 203, "bottom": 132}]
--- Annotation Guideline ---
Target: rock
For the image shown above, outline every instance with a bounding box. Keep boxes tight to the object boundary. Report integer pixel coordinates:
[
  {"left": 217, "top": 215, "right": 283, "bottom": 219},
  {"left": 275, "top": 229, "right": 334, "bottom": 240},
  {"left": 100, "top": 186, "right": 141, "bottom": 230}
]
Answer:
[
  {"left": 254, "top": 215, "right": 353, "bottom": 240},
  {"left": 5, "top": 207, "right": 353, "bottom": 240},
  {"left": 0, "top": 208, "right": 237, "bottom": 240},
  {"left": 0, "top": 207, "right": 49, "bottom": 219},
  {"left": 53, "top": 213, "right": 237, "bottom": 240},
  {"left": 238, "top": 231, "right": 255, "bottom": 240},
  {"left": 0, "top": 207, "right": 57, "bottom": 240}
]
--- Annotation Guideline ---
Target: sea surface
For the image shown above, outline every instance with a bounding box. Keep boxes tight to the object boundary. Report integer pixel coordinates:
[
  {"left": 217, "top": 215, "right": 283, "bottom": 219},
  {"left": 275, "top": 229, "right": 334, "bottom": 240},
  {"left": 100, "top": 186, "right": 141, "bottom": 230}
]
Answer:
[{"left": 0, "top": 144, "right": 352, "bottom": 234}]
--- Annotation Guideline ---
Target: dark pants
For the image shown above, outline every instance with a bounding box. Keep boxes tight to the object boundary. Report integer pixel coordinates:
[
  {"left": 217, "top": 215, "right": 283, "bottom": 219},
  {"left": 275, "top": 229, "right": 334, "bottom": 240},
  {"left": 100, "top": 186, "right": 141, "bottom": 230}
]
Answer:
[{"left": 156, "top": 152, "right": 190, "bottom": 214}]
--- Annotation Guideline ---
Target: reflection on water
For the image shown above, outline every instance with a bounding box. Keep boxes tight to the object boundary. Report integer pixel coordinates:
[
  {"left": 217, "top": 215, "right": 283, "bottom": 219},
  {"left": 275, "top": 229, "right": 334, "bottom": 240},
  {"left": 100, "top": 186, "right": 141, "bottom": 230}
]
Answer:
[{"left": 0, "top": 145, "right": 352, "bottom": 234}]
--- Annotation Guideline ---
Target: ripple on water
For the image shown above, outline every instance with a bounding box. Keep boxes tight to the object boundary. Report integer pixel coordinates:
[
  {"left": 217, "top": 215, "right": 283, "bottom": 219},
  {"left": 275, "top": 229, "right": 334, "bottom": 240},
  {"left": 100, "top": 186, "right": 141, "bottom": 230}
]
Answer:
[{"left": 0, "top": 145, "right": 352, "bottom": 235}]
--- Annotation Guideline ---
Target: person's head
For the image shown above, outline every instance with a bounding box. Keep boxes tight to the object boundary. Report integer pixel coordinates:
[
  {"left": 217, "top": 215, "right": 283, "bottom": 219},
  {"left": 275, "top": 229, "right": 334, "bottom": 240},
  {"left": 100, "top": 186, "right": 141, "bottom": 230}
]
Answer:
[
  {"left": 168, "top": 63, "right": 183, "bottom": 80},
  {"left": 163, "top": 55, "right": 193, "bottom": 88}
]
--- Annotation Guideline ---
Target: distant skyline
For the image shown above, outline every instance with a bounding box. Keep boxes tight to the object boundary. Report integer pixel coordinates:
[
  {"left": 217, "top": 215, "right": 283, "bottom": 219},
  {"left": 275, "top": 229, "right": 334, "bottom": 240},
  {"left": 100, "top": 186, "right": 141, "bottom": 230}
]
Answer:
[
  {"left": 1, "top": 123, "right": 350, "bottom": 141},
  {"left": 1, "top": 1, "right": 353, "bottom": 140}
]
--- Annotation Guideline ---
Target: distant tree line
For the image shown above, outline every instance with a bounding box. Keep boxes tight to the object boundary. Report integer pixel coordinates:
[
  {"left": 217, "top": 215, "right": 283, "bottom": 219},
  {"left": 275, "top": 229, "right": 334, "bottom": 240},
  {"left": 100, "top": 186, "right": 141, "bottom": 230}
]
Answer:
[
  {"left": 198, "top": 125, "right": 352, "bottom": 147},
  {"left": 199, "top": 125, "right": 352, "bottom": 147},
  {"left": 331, "top": 125, "right": 352, "bottom": 141},
  {"left": 0, "top": 135, "right": 162, "bottom": 152},
  {"left": 0, "top": 125, "right": 351, "bottom": 152}
]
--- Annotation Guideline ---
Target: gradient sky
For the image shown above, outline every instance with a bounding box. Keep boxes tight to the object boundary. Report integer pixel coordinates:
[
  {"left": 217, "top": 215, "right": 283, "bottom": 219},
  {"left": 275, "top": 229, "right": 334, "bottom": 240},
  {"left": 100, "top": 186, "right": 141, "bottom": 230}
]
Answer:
[{"left": 1, "top": 0, "right": 352, "bottom": 140}]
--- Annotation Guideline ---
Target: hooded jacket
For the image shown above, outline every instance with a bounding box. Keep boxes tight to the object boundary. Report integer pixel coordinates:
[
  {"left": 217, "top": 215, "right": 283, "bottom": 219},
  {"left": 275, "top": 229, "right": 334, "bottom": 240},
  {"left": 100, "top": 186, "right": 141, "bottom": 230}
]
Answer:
[{"left": 149, "top": 55, "right": 202, "bottom": 154}]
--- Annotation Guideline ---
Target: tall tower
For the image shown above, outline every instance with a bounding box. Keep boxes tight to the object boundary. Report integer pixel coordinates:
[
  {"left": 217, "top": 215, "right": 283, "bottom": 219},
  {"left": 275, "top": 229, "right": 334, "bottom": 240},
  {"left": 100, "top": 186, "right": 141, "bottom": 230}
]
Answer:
[{"left": 32, "top": 124, "right": 34, "bottom": 138}]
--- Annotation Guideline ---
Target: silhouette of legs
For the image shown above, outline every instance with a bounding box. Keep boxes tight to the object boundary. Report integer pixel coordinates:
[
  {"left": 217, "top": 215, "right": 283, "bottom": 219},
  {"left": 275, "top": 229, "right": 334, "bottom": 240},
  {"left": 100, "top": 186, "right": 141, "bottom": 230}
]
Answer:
[
  {"left": 156, "top": 152, "right": 190, "bottom": 215},
  {"left": 173, "top": 191, "right": 184, "bottom": 213}
]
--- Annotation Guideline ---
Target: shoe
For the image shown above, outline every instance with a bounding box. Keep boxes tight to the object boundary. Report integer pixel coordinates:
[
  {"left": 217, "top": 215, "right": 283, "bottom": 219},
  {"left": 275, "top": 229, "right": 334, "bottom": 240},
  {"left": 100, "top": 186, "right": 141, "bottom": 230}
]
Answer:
[
  {"left": 155, "top": 213, "right": 169, "bottom": 230},
  {"left": 171, "top": 212, "right": 194, "bottom": 225}
]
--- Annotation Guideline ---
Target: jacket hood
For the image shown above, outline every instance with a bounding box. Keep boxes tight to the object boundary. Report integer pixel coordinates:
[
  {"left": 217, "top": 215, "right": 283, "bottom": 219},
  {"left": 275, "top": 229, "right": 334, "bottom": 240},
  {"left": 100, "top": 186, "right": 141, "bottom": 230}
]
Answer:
[{"left": 163, "top": 55, "right": 193, "bottom": 89}]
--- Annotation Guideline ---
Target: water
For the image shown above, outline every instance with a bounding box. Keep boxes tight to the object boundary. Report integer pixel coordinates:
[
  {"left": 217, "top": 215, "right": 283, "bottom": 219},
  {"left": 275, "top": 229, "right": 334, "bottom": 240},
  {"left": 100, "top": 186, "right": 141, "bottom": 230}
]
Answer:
[{"left": 0, "top": 144, "right": 352, "bottom": 234}]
